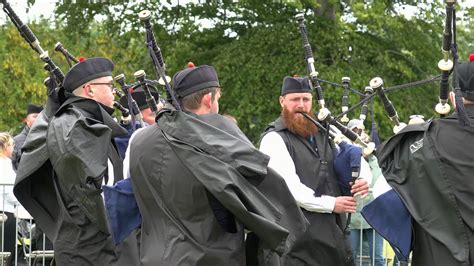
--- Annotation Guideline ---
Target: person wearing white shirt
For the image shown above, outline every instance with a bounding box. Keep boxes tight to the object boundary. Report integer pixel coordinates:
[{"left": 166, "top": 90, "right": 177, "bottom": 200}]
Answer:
[
  {"left": 0, "top": 132, "right": 18, "bottom": 264},
  {"left": 259, "top": 76, "right": 369, "bottom": 266}
]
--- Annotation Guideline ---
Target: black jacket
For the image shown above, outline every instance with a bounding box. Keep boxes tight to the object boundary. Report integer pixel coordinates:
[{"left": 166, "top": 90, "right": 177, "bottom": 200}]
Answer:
[{"left": 378, "top": 105, "right": 474, "bottom": 266}]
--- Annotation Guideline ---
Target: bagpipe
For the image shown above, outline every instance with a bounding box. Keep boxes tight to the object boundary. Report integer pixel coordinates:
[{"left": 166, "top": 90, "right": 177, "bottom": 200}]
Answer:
[
  {"left": 138, "top": 9, "right": 181, "bottom": 111},
  {"left": 109, "top": 87, "right": 131, "bottom": 125},
  {"left": 295, "top": 1, "right": 471, "bottom": 258},
  {"left": 435, "top": 0, "right": 455, "bottom": 116},
  {"left": 55, "top": 42, "right": 79, "bottom": 67},
  {"left": 1, "top": 0, "right": 66, "bottom": 116},
  {"left": 369, "top": 77, "right": 407, "bottom": 134},
  {"left": 294, "top": 1, "right": 471, "bottom": 147},
  {"left": 1, "top": 0, "right": 171, "bottom": 128},
  {"left": 102, "top": 9, "right": 179, "bottom": 128},
  {"left": 294, "top": 10, "right": 436, "bottom": 235},
  {"left": 113, "top": 73, "right": 146, "bottom": 128},
  {"left": 358, "top": 86, "right": 373, "bottom": 124},
  {"left": 435, "top": 0, "right": 470, "bottom": 126},
  {"left": 295, "top": 12, "right": 375, "bottom": 158},
  {"left": 114, "top": 70, "right": 166, "bottom": 127},
  {"left": 1, "top": 0, "right": 136, "bottom": 122},
  {"left": 293, "top": 6, "right": 466, "bottom": 200},
  {"left": 294, "top": 14, "right": 370, "bottom": 235},
  {"left": 340, "top": 77, "right": 351, "bottom": 123},
  {"left": 134, "top": 70, "right": 160, "bottom": 117},
  {"left": 361, "top": 2, "right": 471, "bottom": 262}
]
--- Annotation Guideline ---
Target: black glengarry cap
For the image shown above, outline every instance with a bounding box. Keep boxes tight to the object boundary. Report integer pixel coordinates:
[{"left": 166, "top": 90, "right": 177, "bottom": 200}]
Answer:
[
  {"left": 119, "top": 87, "right": 159, "bottom": 111},
  {"left": 27, "top": 104, "right": 43, "bottom": 115},
  {"left": 458, "top": 58, "right": 474, "bottom": 101},
  {"left": 62, "top": 57, "right": 114, "bottom": 93},
  {"left": 281, "top": 76, "right": 312, "bottom": 96},
  {"left": 172, "top": 65, "right": 220, "bottom": 98}
]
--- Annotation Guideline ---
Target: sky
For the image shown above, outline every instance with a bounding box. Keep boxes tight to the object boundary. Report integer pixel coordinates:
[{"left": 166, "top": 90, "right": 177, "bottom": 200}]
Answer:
[
  {"left": 0, "top": 0, "right": 56, "bottom": 24},
  {"left": 1, "top": 0, "right": 473, "bottom": 25}
]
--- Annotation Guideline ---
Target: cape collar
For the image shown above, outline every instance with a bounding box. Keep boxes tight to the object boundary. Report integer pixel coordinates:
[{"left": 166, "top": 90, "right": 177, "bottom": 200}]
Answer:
[{"left": 57, "top": 97, "right": 127, "bottom": 138}]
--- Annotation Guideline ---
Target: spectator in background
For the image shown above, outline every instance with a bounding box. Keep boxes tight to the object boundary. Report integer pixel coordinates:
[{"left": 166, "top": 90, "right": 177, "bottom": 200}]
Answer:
[
  {"left": 347, "top": 119, "right": 385, "bottom": 266},
  {"left": 0, "top": 132, "right": 19, "bottom": 265},
  {"left": 12, "top": 104, "right": 43, "bottom": 170},
  {"left": 115, "top": 87, "right": 163, "bottom": 158}
]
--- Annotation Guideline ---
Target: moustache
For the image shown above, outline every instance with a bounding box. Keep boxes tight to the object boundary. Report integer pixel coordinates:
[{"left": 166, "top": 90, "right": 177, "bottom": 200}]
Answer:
[{"left": 294, "top": 110, "right": 312, "bottom": 116}]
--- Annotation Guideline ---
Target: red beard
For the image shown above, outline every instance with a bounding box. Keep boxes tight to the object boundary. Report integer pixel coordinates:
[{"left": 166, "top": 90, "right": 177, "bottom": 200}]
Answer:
[{"left": 282, "top": 107, "right": 318, "bottom": 138}]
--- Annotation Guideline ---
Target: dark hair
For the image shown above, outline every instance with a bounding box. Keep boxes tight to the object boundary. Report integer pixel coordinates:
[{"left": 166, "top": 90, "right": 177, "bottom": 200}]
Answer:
[{"left": 181, "top": 87, "right": 220, "bottom": 111}]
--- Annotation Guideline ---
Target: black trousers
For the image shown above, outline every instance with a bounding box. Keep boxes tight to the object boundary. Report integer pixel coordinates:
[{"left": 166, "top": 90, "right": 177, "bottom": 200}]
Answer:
[{"left": 0, "top": 212, "right": 16, "bottom": 265}]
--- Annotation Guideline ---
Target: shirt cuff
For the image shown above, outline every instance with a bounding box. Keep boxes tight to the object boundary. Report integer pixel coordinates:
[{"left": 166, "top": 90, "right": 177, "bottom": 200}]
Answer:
[
  {"left": 323, "top": 195, "right": 337, "bottom": 213},
  {"left": 300, "top": 195, "right": 336, "bottom": 213}
]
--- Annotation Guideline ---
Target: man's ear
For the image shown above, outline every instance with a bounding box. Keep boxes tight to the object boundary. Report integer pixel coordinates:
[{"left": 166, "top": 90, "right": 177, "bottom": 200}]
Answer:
[
  {"left": 25, "top": 115, "right": 33, "bottom": 127},
  {"left": 81, "top": 84, "right": 94, "bottom": 97},
  {"left": 279, "top": 96, "right": 285, "bottom": 107},
  {"left": 202, "top": 92, "right": 212, "bottom": 108}
]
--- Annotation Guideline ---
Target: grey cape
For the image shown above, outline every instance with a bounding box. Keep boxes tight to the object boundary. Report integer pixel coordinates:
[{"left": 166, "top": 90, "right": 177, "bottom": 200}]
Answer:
[
  {"left": 12, "top": 125, "right": 30, "bottom": 170},
  {"left": 14, "top": 97, "right": 139, "bottom": 265},
  {"left": 129, "top": 109, "right": 307, "bottom": 266},
  {"left": 377, "top": 106, "right": 474, "bottom": 266}
]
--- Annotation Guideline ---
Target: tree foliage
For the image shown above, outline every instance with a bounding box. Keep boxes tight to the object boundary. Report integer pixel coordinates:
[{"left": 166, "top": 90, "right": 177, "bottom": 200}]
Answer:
[{"left": 2, "top": 0, "right": 473, "bottom": 143}]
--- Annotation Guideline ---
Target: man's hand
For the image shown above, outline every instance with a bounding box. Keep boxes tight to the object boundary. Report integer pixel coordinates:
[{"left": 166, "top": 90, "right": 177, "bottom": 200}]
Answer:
[
  {"left": 333, "top": 196, "right": 357, "bottom": 213},
  {"left": 350, "top": 178, "right": 369, "bottom": 198}
]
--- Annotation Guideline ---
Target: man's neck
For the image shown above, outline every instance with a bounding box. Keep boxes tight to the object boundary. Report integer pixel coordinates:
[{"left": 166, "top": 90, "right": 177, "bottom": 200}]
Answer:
[{"left": 190, "top": 107, "right": 211, "bottom": 115}]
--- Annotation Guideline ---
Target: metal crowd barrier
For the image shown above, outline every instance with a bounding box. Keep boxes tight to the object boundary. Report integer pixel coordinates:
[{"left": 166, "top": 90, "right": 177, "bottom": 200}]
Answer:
[
  {"left": 0, "top": 183, "right": 54, "bottom": 266},
  {"left": 351, "top": 204, "right": 411, "bottom": 266},
  {"left": 0, "top": 183, "right": 413, "bottom": 266}
]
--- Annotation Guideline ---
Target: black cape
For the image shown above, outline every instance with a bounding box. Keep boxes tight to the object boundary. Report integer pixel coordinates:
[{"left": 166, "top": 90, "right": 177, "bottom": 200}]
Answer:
[
  {"left": 129, "top": 109, "right": 307, "bottom": 265},
  {"left": 377, "top": 106, "right": 474, "bottom": 266},
  {"left": 14, "top": 97, "right": 139, "bottom": 265}
]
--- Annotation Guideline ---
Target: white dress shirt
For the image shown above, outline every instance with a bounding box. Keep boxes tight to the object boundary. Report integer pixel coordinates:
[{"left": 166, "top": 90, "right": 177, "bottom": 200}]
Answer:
[
  {"left": 260, "top": 131, "right": 336, "bottom": 213},
  {"left": 0, "top": 157, "right": 18, "bottom": 213},
  {"left": 260, "top": 131, "right": 371, "bottom": 213},
  {"left": 122, "top": 128, "right": 144, "bottom": 180}
]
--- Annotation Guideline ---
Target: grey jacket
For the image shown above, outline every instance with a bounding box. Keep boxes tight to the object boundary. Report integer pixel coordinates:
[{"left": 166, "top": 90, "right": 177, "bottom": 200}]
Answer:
[{"left": 12, "top": 125, "right": 30, "bottom": 170}]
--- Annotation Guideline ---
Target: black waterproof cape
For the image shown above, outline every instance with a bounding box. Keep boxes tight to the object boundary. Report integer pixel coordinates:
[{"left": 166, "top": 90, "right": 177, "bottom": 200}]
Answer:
[
  {"left": 129, "top": 109, "right": 308, "bottom": 266},
  {"left": 13, "top": 97, "right": 139, "bottom": 265},
  {"left": 377, "top": 106, "right": 474, "bottom": 266}
]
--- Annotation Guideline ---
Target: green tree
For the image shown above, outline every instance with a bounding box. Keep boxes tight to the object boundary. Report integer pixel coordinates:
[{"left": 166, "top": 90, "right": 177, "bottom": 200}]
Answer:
[
  {"left": 2, "top": 0, "right": 473, "bottom": 142},
  {"left": 0, "top": 21, "right": 49, "bottom": 132}
]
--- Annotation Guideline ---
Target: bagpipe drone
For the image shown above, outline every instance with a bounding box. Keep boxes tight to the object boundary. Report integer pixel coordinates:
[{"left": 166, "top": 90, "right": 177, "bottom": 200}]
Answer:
[{"left": 294, "top": 1, "right": 471, "bottom": 261}]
